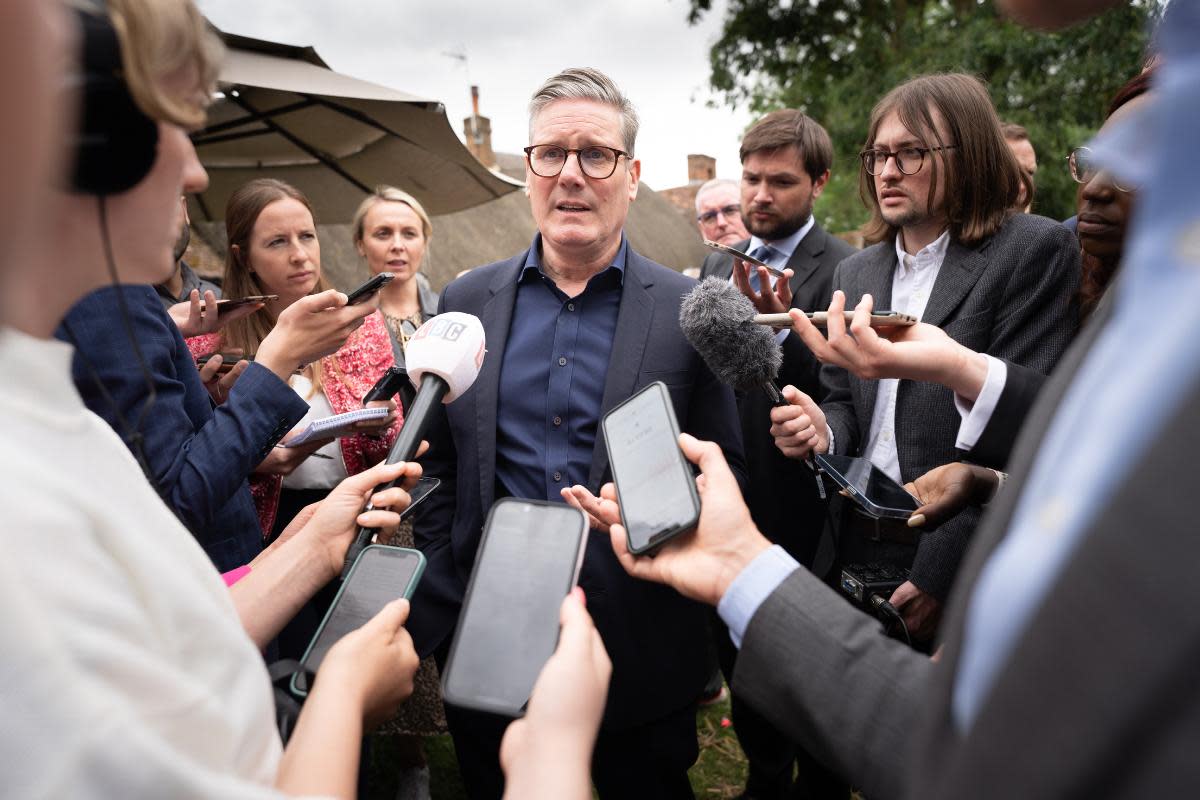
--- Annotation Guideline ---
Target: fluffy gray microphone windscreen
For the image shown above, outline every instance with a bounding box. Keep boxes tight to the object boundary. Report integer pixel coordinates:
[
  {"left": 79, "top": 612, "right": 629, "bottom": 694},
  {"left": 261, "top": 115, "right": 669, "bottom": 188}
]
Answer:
[{"left": 679, "top": 277, "right": 783, "bottom": 391}]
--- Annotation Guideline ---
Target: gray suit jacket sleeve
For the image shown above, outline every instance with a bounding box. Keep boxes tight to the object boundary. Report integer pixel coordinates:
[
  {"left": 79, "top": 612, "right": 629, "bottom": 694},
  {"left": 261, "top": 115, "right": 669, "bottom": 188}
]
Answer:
[{"left": 735, "top": 567, "right": 933, "bottom": 799}]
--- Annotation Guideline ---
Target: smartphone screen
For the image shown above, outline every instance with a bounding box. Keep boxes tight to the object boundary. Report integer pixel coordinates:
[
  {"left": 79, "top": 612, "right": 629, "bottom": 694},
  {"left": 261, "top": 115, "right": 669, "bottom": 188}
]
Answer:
[
  {"left": 815, "top": 454, "right": 919, "bottom": 519},
  {"left": 441, "top": 499, "right": 587, "bottom": 717},
  {"left": 602, "top": 382, "right": 700, "bottom": 553},
  {"left": 293, "top": 545, "right": 425, "bottom": 694}
]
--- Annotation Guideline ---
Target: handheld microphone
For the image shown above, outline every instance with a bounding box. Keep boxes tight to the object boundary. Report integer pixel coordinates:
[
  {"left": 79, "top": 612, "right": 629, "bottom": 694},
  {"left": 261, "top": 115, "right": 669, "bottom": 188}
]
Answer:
[
  {"left": 341, "top": 312, "right": 486, "bottom": 578},
  {"left": 679, "top": 278, "right": 825, "bottom": 498},
  {"left": 679, "top": 278, "right": 784, "bottom": 401}
]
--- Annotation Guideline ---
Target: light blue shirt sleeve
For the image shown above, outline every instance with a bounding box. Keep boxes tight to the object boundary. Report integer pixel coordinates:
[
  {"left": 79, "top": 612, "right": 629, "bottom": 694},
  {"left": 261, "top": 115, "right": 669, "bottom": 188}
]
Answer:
[{"left": 716, "top": 544, "right": 800, "bottom": 648}]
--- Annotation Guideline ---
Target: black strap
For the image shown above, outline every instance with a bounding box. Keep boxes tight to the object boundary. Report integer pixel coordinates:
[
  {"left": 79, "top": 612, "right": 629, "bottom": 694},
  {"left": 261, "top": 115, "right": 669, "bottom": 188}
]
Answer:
[{"left": 267, "top": 659, "right": 313, "bottom": 745}]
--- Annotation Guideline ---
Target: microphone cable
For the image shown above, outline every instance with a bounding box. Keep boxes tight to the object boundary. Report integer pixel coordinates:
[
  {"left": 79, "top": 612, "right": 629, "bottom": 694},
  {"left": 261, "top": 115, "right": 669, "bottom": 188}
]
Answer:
[
  {"left": 870, "top": 593, "right": 912, "bottom": 648},
  {"left": 61, "top": 196, "right": 162, "bottom": 493}
]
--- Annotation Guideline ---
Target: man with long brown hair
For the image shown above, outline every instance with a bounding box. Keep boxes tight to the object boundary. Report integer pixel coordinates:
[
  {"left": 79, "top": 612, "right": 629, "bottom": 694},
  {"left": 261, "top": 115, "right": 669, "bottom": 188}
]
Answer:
[{"left": 769, "top": 73, "right": 1079, "bottom": 639}]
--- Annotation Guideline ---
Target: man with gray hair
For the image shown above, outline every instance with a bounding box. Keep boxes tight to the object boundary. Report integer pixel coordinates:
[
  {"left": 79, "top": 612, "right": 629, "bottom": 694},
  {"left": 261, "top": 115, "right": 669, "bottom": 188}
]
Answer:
[
  {"left": 694, "top": 177, "right": 749, "bottom": 246},
  {"left": 410, "top": 67, "right": 747, "bottom": 798}
]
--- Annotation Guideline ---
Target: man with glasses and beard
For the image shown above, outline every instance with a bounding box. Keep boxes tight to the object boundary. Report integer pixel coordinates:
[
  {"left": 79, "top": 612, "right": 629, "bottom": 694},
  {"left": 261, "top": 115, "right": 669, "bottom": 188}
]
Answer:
[
  {"left": 769, "top": 73, "right": 1079, "bottom": 641},
  {"left": 699, "top": 109, "right": 856, "bottom": 800},
  {"left": 409, "top": 67, "right": 745, "bottom": 799}
]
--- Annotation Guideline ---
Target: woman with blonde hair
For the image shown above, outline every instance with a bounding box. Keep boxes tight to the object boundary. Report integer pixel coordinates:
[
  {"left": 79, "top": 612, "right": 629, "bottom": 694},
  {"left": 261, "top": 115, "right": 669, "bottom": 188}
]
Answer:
[
  {"left": 352, "top": 184, "right": 445, "bottom": 797},
  {"left": 352, "top": 184, "right": 440, "bottom": 365}
]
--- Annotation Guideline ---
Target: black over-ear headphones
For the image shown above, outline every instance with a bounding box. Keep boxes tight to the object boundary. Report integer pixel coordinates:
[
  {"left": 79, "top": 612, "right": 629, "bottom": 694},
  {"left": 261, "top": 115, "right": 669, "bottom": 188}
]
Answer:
[{"left": 70, "top": 4, "right": 159, "bottom": 195}]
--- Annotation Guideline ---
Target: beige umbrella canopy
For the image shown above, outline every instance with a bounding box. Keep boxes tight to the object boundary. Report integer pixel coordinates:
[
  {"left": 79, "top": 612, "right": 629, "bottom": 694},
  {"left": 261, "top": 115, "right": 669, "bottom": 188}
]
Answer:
[{"left": 189, "top": 28, "right": 521, "bottom": 225}]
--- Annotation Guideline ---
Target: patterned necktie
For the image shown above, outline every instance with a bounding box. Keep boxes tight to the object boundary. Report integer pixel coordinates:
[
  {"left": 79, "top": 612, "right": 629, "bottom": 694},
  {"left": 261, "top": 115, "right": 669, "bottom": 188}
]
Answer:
[{"left": 747, "top": 244, "right": 775, "bottom": 293}]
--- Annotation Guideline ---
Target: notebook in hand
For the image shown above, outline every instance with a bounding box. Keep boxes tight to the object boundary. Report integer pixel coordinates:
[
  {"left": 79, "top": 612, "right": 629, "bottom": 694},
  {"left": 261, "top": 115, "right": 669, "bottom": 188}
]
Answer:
[{"left": 282, "top": 407, "right": 390, "bottom": 447}]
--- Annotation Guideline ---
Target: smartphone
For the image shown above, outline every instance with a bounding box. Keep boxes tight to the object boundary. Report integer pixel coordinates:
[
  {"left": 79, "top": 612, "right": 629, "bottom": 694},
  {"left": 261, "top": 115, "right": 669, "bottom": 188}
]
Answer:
[
  {"left": 753, "top": 310, "right": 918, "bottom": 328},
  {"left": 702, "top": 239, "right": 786, "bottom": 279},
  {"left": 601, "top": 381, "right": 701, "bottom": 555},
  {"left": 345, "top": 273, "right": 394, "bottom": 305},
  {"left": 291, "top": 545, "right": 426, "bottom": 696},
  {"left": 194, "top": 353, "right": 252, "bottom": 374},
  {"left": 807, "top": 310, "right": 918, "bottom": 328},
  {"left": 814, "top": 453, "right": 919, "bottom": 519},
  {"left": 399, "top": 476, "right": 440, "bottom": 521},
  {"left": 363, "top": 366, "right": 417, "bottom": 416},
  {"left": 197, "top": 295, "right": 277, "bottom": 312},
  {"left": 441, "top": 498, "right": 588, "bottom": 717}
]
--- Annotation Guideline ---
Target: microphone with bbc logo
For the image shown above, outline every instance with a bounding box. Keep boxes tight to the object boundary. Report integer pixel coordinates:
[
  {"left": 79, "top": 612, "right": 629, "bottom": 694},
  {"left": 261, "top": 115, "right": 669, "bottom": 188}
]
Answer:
[{"left": 341, "top": 311, "right": 486, "bottom": 579}]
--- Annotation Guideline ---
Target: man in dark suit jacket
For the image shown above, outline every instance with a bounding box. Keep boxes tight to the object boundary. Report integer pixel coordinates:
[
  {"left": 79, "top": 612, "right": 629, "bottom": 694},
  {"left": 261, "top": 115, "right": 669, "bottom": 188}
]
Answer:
[
  {"left": 409, "top": 68, "right": 745, "bottom": 800},
  {"left": 699, "top": 109, "right": 856, "bottom": 800},
  {"left": 770, "top": 74, "right": 1079, "bottom": 638},
  {"left": 699, "top": 109, "right": 856, "bottom": 566}
]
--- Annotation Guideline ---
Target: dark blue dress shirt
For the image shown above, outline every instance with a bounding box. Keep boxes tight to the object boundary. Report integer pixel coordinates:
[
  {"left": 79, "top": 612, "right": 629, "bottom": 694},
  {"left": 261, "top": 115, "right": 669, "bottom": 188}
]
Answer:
[{"left": 495, "top": 235, "right": 627, "bottom": 501}]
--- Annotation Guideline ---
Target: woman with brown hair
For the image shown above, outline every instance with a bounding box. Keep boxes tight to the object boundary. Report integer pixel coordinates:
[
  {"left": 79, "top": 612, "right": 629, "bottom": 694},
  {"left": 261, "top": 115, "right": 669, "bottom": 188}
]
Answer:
[{"left": 190, "top": 178, "right": 401, "bottom": 539}]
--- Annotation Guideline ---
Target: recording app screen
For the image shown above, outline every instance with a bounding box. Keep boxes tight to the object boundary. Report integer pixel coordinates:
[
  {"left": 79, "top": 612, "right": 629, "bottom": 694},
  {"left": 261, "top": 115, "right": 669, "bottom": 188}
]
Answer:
[
  {"left": 446, "top": 501, "right": 584, "bottom": 714},
  {"left": 821, "top": 454, "right": 918, "bottom": 515},
  {"left": 607, "top": 385, "right": 697, "bottom": 550},
  {"left": 305, "top": 548, "right": 422, "bottom": 672}
]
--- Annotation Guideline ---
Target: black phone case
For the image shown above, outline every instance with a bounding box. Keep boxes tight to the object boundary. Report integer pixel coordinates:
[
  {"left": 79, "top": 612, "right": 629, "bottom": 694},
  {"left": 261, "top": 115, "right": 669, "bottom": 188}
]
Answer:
[
  {"left": 439, "top": 497, "right": 587, "bottom": 717},
  {"left": 601, "top": 381, "right": 701, "bottom": 555},
  {"left": 345, "top": 273, "right": 393, "bottom": 304}
]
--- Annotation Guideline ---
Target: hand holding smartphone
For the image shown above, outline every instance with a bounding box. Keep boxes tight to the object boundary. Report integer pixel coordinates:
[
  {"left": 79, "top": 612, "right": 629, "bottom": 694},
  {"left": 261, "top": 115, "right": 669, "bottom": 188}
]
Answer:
[
  {"left": 198, "top": 294, "right": 277, "bottom": 312},
  {"left": 195, "top": 352, "right": 252, "bottom": 374},
  {"left": 345, "top": 273, "right": 394, "bottom": 305},
  {"left": 814, "top": 453, "right": 919, "bottom": 519},
  {"left": 702, "top": 240, "right": 786, "bottom": 279},
  {"left": 292, "top": 545, "right": 426, "bottom": 696},
  {"left": 601, "top": 381, "right": 701, "bottom": 554},
  {"left": 441, "top": 499, "right": 588, "bottom": 717}
]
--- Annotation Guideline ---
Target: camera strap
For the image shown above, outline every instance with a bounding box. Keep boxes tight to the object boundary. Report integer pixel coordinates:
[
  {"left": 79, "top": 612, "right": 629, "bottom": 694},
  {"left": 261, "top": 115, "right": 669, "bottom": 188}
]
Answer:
[{"left": 266, "top": 659, "right": 313, "bottom": 745}]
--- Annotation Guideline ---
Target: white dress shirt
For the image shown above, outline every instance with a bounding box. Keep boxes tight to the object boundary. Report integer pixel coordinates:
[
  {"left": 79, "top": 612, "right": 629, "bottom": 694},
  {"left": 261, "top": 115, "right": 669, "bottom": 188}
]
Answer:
[{"left": 861, "top": 231, "right": 951, "bottom": 482}]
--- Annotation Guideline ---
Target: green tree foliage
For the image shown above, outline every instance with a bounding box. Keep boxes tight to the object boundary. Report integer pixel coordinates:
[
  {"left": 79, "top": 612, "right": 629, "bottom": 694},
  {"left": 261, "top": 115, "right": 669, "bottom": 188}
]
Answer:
[{"left": 689, "top": 0, "right": 1158, "bottom": 232}]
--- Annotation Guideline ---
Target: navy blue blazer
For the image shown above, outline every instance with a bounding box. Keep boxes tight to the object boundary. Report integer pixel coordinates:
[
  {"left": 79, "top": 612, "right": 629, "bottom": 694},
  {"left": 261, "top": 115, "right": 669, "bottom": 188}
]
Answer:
[
  {"left": 410, "top": 245, "right": 747, "bottom": 729},
  {"left": 58, "top": 285, "right": 307, "bottom": 571}
]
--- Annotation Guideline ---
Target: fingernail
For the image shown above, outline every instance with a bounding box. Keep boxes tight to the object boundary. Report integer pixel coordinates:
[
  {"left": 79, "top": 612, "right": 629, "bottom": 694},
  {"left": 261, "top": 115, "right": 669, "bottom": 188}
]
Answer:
[{"left": 908, "top": 514, "right": 925, "bottom": 527}]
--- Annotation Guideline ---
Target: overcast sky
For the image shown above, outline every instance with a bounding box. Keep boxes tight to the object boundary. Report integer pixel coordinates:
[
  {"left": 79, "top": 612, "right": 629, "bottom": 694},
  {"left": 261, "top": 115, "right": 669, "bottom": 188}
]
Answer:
[{"left": 195, "top": 0, "right": 753, "bottom": 191}]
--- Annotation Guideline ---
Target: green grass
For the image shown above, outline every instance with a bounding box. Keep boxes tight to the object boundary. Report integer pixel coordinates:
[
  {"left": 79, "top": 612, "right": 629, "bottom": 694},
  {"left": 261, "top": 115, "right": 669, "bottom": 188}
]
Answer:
[{"left": 364, "top": 688, "right": 750, "bottom": 799}]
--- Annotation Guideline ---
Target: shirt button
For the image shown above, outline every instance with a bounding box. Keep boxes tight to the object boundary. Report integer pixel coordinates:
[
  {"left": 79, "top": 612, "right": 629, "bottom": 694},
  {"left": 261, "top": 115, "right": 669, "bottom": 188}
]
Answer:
[
  {"left": 558, "top": 356, "right": 567, "bottom": 366},
  {"left": 553, "top": 416, "right": 562, "bottom": 426},
  {"left": 567, "top": 303, "right": 575, "bottom": 311},
  {"left": 553, "top": 471, "right": 562, "bottom": 482},
  {"left": 883, "top": 431, "right": 893, "bottom": 442}
]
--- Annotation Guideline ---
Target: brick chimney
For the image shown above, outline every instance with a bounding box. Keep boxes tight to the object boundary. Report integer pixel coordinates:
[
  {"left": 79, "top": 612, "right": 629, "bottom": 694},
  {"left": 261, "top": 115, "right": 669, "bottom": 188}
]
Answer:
[
  {"left": 687, "top": 154, "right": 716, "bottom": 183},
  {"left": 463, "top": 85, "right": 496, "bottom": 169}
]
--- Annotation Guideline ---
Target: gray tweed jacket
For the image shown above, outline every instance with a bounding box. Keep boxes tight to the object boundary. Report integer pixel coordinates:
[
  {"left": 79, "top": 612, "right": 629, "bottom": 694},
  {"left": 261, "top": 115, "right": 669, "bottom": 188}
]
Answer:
[{"left": 821, "top": 212, "right": 1080, "bottom": 598}]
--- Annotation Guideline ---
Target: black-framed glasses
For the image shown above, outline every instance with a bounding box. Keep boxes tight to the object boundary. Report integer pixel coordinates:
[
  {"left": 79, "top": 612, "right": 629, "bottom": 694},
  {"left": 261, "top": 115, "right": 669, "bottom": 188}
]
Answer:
[
  {"left": 859, "top": 145, "right": 958, "bottom": 176},
  {"left": 697, "top": 204, "right": 741, "bottom": 225},
  {"left": 524, "top": 144, "right": 629, "bottom": 179},
  {"left": 1067, "top": 146, "right": 1135, "bottom": 192}
]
